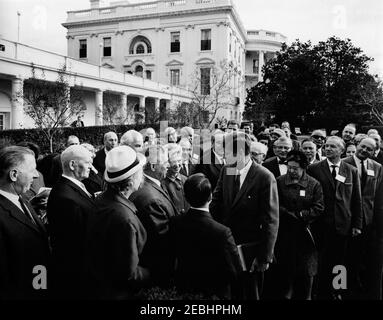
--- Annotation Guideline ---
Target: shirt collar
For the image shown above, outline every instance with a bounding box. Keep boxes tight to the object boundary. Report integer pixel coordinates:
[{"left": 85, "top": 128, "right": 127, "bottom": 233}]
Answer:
[
  {"left": 238, "top": 158, "right": 252, "bottom": 176},
  {"left": 62, "top": 175, "right": 91, "bottom": 197},
  {"left": 144, "top": 174, "right": 161, "bottom": 187},
  {"left": 166, "top": 173, "right": 182, "bottom": 182},
  {"left": 0, "top": 189, "right": 20, "bottom": 204},
  {"left": 327, "top": 158, "right": 341, "bottom": 168},
  {"left": 190, "top": 206, "right": 210, "bottom": 213}
]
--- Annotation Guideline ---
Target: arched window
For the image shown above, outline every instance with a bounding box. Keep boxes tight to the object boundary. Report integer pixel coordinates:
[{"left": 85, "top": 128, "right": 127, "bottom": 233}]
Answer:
[
  {"left": 135, "top": 66, "right": 143, "bottom": 78},
  {"left": 129, "top": 35, "right": 152, "bottom": 54},
  {"left": 136, "top": 44, "right": 145, "bottom": 54}
]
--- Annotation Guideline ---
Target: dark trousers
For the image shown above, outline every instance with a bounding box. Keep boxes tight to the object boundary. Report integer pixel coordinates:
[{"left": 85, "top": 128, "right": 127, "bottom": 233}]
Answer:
[{"left": 316, "top": 229, "right": 349, "bottom": 299}]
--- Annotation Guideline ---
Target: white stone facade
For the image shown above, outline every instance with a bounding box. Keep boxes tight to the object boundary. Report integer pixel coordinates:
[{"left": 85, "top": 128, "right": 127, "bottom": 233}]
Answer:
[{"left": 63, "top": 0, "right": 286, "bottom": 124}]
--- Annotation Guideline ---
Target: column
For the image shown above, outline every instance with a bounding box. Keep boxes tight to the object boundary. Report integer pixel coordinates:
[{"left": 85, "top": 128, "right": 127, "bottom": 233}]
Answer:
[
  {"left": 95, "top": 89, "right": 103, "bottom": 126},
  {"left": 11, "top": 78, "right": 24, "bottom": 129},
  {"left": 139, "top": 96, "right": 146, "bottom": 123},
  {"left": 120, "top": 93, "right": 127, "bottom": 121},
  {"left": 154, "top": 97, "right": 160, "bottom": 112},
  {"left": 258, "top": 50, "right": 264, "bottom": 81}
]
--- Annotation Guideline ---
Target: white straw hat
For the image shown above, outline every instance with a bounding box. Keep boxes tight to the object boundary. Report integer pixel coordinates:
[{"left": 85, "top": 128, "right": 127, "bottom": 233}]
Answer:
[{"left": 104, "top": 146, "right": 146, "bottom": 183}]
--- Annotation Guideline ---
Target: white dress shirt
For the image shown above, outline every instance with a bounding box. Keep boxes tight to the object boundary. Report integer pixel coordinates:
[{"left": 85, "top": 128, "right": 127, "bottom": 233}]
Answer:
[
  {"left": 353, "top": 155, "right": 368, "bottom": 177},
  {"left": 277, "top": 158, "right": 288, "bottom": 176},
  {"left": 144, "top": 174, "right": 161, "bottom": 188},
  {"left": 238, "top": 159, "right": 253, "bottom": 189},
  {"left": 327, "top": 159, "right": 341, "bottom": 176},
  {"left": 0, "top": 189, "right": 23, "bottom": 212},
  {"left": 62, "top": 175, "right": 92, "bottom": 198}
]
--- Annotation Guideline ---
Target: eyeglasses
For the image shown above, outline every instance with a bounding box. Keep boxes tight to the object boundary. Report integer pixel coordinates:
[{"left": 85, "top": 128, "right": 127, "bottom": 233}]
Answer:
[{"left": 311, "top": 135, "right": 326, "bottom": 140}]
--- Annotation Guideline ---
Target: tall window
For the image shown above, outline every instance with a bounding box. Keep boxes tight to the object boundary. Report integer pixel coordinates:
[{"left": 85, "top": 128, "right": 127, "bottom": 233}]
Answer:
[
  {"left": 170, "top": 32, "right": 180, "bottom": 52},
  {"left": 201, "top": 29, "right": 211, "bottom": 51},
  {"left": 136, "top": 44, "right": 145, "bottom": 54},
  {"left": 0, "top": 113, "right": 4, "bottom": 130},
  {"left": 103, "top": 37, "right": 111, "bottom": 56},
  {"left": 200, "top": 67, "right": 210, "bottom": 95},
  {"left": 146, "top": 70, "right": 152, "bottom": 80},
  {"left": 253, "top": 59, "right": 259, "bottom": 74},
  {"left": 170, "top": 69, "right": 180, "bottom": 86},
  {"left": 79, "top": 39, "right": 87, "bottom": 58},
  {"left": 229, "top": 33, "right": 232, "bottom": 53}
]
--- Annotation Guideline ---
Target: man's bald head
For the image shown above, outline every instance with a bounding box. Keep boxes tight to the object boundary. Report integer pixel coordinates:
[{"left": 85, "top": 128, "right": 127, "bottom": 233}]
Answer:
[
  {"left": 104, "top": 132, "right": 118, "bottom": 151},
  {"left": 61, "top": 145, "right": 93, "bottom": 180}
]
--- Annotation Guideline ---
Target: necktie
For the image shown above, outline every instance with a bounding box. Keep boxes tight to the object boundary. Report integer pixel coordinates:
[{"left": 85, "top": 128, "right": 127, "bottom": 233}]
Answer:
[
  {"left": 361, "top": 160, "right": 367, "bottom": 191},
  {"left": 279, "top": 159, "right": 287, "bottom": 165},
  {"left": 183, "top": 163, "right": 188, "bottom": 176},
  {"left": 233, "top": 173, "right": 241, "bottom": 196},
  {"left": 331, "top": 165, "right": 337, "bottom": 182},
  {"left": 19, "top": 197, "right": 36, "bottom": 225}
]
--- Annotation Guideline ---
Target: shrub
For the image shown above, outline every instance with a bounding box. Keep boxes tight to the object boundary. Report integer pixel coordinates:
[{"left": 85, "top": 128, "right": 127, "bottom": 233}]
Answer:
[{"left": 0, "top": 123, "right": 181, "bottom": 154}]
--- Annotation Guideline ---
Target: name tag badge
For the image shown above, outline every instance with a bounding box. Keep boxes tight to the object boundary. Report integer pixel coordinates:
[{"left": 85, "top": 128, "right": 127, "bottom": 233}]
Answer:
[
  {"left": 335, "top": 174, "right": 346, "bottom": 183},
  {"left": 367, "top": 169, "right": 375, "bottom": 177},
  {"left": 300, "top": 190, "right": 306, "bottom": 197}
]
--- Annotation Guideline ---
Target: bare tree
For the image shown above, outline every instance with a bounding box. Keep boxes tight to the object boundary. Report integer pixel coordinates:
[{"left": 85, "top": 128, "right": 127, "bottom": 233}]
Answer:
[
  {"left": 357, "top": 76, "right": 383, "bottom": 125},
  {"left": 21, "top": 64, "right": 85, "bottom": 152},
  {"left": 103, "top": 92, "right": 134, "bottom": 129},
  {"left": 188, "top": 59, "right": 243, "bottom": 128}
]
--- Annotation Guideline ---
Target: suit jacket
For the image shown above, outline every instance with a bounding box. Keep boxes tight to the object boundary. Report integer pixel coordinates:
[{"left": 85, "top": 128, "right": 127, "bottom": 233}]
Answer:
[
  {"left": 373, "top": 150, "right": 383, "bottom": 166},
  {"left": 263, "top": 156, "right": 282, "bottom": 178},
  {"left": 180, "top": 161, "right": 195, "bottom": 177},
  {"left": 307, "top": 160, "right": 363, "bottom": 236},
  {"left": 170, "top": 208, "right": 242, "bottom": 298},
  {"left": 84, "top": 188, "right": 149, "bottom": 299},
  {"left": 130, "top": 177, "right": 179, "bottom": 282},
  {"left": 0, "top": 194, "right": 50, "bottom": 300},
  {"left": 210, "top": 161, "right": 279, "bottom": 264},
  {"left": 47, "top": 176, "right": 97, "bottom": 297},
  {"left": 192, "top": 150, "right": 224, "bottom": 191},
  {"left": 83, "top": 170, "right": 104, "bottom": 197},
  {"left": 342, "top": 156, "right": 383, "bottom": 228},
  {"left": 93, "top": 148, "right": 107, "bottom": 176},
  {"left": 48, "top": 154, "right": 63, "bottom": 188}
]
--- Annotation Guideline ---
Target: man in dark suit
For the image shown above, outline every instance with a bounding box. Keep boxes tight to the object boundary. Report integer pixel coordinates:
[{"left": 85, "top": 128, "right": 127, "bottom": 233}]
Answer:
[
  {"left": 47, "top": 135, "right": 80, "bottom": 187},
  {"left": 130, "top": 145, "right": 179, "bottom": 286},
  {"left": 263, "top": 136, "right": 293, "bottom": 178},
  {"left": 369, "top": 133, "right": 383, "bottom": 166},
  {"left": 84, "top": 146, "right": 149, "bottom": 299},
  {"left": 179, "top": 138, "right": 196, "bottom": 177},
  {"left": 311, "top": 129, "right": 327, "bottom": 161},
  {"left": 343, "top": 137, "right": 383, "bottom": 299},
  {"left": 170, "top": 173, "right": 242, "bottom": 299},
  {"left": 301, "top": 139, "right": 320, "bottom": 165},
  {"left": 47, "top": 145, "right": 97, "bottom": 299},
  {"left": 307, "top": 136, "right": 363, "bottom": 299},
  {"left": 0, "top": 146, "right": 50, "bottom": 300},
  {"left": 210, "top": 132, "right": 279, "bottom": 299},
  {"left": 93, "top": 131, "right": 118, "bottom": 175},
  {"left": 192, "top": 131, "right": 225, "bottom": 190},
  {"left": 81, "top": 143, "right": 104, "bottom": 197}
]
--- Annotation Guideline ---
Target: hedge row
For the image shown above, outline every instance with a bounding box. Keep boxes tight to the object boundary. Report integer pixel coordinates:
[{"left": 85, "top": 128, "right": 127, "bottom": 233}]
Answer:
[{"left": 0, "top": 123, "right": 180, "bottom": 154}]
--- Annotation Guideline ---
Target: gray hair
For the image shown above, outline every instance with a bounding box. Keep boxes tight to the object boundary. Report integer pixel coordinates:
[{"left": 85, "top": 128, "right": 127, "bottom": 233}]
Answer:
[
  {"left": 61, "top": 145, "right": 92, "bottom": 174},
  {"left": 0, "top": 146, "right": 35, "bottom": 180},
  {"left": 120, "top": 130, "right": 143, "bottom": 146},
  {"left": 274, "top": 136, "right": 293, "bottom": 147}
]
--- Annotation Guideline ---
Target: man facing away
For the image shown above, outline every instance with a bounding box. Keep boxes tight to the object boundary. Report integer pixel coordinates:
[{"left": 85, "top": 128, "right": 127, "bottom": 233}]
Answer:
[{"left": 170, "top": 173, "right": 242, "bottom": 299}]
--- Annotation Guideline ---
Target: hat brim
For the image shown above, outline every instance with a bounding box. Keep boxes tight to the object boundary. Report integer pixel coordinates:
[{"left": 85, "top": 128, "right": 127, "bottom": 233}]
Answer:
[{"left": 104, "top": 152, "right": 146, "bottom": 183}]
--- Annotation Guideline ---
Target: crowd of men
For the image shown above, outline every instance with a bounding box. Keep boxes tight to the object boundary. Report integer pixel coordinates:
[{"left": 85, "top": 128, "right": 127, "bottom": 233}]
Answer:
[{"left": 1, "top": 120, "right": 383, "bottom": 300}]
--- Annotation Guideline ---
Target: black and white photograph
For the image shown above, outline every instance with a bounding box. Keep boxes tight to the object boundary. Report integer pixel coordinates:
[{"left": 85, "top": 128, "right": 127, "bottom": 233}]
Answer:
[{"left": 0, "top": 0, "right": 382, "bottom": 308}]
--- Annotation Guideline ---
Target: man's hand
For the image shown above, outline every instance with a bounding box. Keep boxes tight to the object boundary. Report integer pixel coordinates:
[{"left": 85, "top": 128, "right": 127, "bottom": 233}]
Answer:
[
  {"left": 249, "top": 258, "right": 269, "bottom": 273},
  {"left": 352, "top": 228, "right": 362, "bottom": 237}
]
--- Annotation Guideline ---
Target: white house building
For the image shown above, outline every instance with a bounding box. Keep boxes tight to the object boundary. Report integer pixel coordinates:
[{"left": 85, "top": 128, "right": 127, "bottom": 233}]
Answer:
[
  {"left": 0, "top": 0, "right": 286, "bottom": 131},
  {"left": 63, "top": 0, "right": 286, "bottom": 125}
]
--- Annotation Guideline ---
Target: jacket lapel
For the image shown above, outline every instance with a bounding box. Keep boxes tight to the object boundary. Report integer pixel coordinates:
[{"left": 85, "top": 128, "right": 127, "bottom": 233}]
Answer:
[
  {"left": 321, "top": 160, "right": 335, "bottom": 190},
  {"left": 336, "top": 161, "right": 348, "bottom": 192},
  {"left": 61, "top": 177, "right": 95, "bottom": 206},
  {"left": 146, "top": 177, "right": 179, "bottom": 215},
  {"left": 231, "top": 162, "right": 256, "bottom": 209},
  {"left": 0, "top": 195, "right": 44, "bottom": 235}
]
